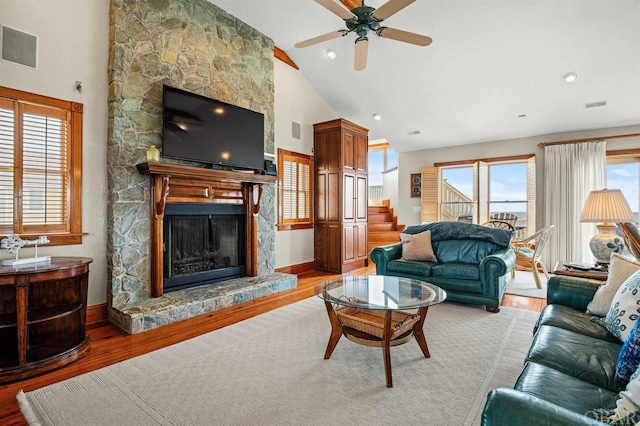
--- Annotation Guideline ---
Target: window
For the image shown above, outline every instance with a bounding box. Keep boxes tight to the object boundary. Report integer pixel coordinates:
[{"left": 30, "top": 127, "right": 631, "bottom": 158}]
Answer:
[
  {"left": 368, "top": 141, "right": 397, "bottom": 201},
  {"left": 0, "top": 86, "right": 83, "bottom": 245},
  {"left": 422, "top": 154, "right": 536, "bottom": 237},
  {"left": 277, "top": 148, "right": 313, "bottom": 230},
  {"left": 607, "top": 149, "right": 640, "bottom": 223}
]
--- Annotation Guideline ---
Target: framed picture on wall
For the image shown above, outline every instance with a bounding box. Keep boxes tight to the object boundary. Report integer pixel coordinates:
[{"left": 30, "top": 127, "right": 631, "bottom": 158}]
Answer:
[{"left": 411, "top": 173, "right": 421, "bottom": 198}]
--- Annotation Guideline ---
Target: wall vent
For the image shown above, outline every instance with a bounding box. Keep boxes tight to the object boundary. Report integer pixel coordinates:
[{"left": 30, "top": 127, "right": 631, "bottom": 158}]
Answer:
[
  {"left": 292, "top": 121, "right": 301, "bottom": 139},
  {"left": 585, "top": 101, "right": 607, "bottom": 108},
  {"left": 408, "top": 130, "right": 421, "bottom": 135},
  {"left": 1, "top": 26, "right": 38, "bottom": 69}
]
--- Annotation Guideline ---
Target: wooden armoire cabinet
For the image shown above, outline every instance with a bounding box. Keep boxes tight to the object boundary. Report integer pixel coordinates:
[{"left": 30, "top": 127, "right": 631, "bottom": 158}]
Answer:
[{"left": 313, "top": 119, "right": 368, "bottom": 273}]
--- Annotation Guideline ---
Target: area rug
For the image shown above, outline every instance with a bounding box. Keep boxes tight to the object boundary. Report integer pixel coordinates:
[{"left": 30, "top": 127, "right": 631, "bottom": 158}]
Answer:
[
  {"left": 505, "top": 270, "right": 547, "bottom": 299},
  {"left": 18, "top": 298, "right": 540, "bottom": 426}
]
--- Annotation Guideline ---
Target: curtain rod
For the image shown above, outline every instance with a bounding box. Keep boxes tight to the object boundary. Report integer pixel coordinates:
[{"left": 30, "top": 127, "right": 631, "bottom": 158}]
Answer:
[{"left": 538, "top": 133, "right": 640, "bottom": 147}]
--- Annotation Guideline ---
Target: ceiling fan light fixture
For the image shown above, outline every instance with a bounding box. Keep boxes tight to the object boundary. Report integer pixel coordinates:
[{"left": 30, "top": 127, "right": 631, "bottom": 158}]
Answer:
[
  {"left": 325, "top": 49, "right": 337, "bottom": 59},
  {"left": 562, "top": 72, "right": 578, "bottom": 83},
  {"left": 296, "top": 0, "right": 431, "bottom": 71},
  {"left": 373, "top": 113, "right": 381, "bottom": 120}
]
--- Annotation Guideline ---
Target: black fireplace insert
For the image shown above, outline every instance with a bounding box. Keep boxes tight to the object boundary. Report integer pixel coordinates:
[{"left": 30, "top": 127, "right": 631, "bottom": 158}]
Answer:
[{"left": 163, "top": 203, "right": 246, "bottom": 292}]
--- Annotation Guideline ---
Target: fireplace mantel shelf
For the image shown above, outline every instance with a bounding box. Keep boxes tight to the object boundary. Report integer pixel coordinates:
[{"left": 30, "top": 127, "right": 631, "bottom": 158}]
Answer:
[{"left": 137, "top": 162, "right": 277, "bottom": 185}]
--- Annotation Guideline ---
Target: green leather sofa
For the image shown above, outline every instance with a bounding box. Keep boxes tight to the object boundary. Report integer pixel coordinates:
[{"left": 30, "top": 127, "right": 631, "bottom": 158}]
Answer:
[
  {"left": 482, "top": 275, "right": 623, "bottom": 426},
  {"left": 370, "top": 221, "right": 515, "bottom": 312}
]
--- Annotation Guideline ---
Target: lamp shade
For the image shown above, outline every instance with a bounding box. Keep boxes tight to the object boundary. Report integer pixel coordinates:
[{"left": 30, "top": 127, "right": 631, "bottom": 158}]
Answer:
[{"left": 580, "top": 189, "right": 634, "bottom": 223}]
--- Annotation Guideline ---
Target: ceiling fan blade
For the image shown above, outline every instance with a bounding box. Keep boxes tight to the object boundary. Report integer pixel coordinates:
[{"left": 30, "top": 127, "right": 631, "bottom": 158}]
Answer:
[
  {"left": 354, "top": 38, "right": 368, "bottom": 71},
  {"left": 314, "top": 0, "right": 356, "bottom": 20},
  {"left": 377, "top": 27, "right": 432, "bottom": 46},
  {"left": 295, "top": 31, "right": 344, "bottom": 48},
  {"left": 372, "top": 0, "right": 416, "bottom": 21}
]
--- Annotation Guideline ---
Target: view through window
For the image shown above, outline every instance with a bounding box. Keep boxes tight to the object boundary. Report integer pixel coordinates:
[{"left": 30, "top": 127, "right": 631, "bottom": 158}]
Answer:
[
  {"left": 607, "top": 160, "right": 639, "bottom": 223},
  {"left": 438, "top": 158, "right": 534, "bottom": 236},
  {"left": 368, "top": 144, "right": 397, "bottom": 199}
]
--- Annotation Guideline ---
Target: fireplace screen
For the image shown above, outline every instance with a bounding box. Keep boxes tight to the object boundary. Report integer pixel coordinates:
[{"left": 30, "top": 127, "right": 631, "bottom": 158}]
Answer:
[{"left": 163, "top": 210, "right": 246, "bottom": 292}]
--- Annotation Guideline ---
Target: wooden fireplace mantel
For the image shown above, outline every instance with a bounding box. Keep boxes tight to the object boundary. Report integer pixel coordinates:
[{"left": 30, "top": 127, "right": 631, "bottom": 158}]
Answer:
[{"left": 137, "top": 162, "right": 276, "bottom": 297}]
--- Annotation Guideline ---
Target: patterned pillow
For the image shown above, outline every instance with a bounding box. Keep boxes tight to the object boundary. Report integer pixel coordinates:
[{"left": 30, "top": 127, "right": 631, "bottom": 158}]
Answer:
[
  {"left": 587, "top": 254, "right": 640, "bottom": 317},
  {"left": 615, "top": 364, "right": 640, "bottom": 419},
  {"left": 400, "top": 230, "right": 438, "bottom": 262},
  {"left": 590, "top": 362, "right": 640, "bottom": 423},
  {"left": 617, "top": 318, "right": 640, "bottom": 385},
  {"left": 603, "top": 270, "right": 640, "bottom": 342}
]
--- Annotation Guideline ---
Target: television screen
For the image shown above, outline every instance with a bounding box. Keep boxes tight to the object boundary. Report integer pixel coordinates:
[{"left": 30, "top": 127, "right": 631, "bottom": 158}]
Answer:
[{"left": 162, "top": 85, "right": 265, "bottom": 172}]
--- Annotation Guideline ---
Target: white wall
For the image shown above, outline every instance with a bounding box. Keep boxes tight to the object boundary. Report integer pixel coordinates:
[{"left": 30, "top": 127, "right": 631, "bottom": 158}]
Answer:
[
  {"left": 273, "top": 60, "right": 336, "bottom": 268},
  {"left": 398, "top": 125, "right": 640, "bottom": 228},
  {"left": 0, "top": 0, "right": 110, "bottom": 305}
]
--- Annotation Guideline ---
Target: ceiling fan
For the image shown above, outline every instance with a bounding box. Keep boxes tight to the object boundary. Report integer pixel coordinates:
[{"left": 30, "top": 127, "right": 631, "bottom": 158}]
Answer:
[{"left": 294, "top": 0, "right": 432, "bottom": 71}]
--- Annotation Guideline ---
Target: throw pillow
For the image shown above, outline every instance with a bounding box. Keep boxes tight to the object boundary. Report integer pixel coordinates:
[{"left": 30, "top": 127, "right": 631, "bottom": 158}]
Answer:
[
  {"left": 617, "top": 318, "right": 640, "bottom": 385},
  {"left": 590, "top": 363, "right": 640, "bottom": 423},
  {"left": 400, "top": 230, "right": 438, "bottom": 262},
  {"left": 603, "top": 270, "right": 640, "bottom": 342},
  {"left": 587, "top": 254, "right": 640, "bottom": 317},
  {"left": 614, "top": 364, "right": 640, "bottom": 420}
]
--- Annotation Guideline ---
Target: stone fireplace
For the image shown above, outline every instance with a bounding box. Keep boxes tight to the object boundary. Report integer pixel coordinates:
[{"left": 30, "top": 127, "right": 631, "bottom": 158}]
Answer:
[
  {"left": 106, "top": 0, "right": 296, "bottom": 333},
  {"left": 107, "top": 162, "right": 296, "bottom": 334}
]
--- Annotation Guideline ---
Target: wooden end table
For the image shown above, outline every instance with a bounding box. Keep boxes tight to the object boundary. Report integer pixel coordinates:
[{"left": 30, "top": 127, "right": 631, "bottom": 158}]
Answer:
[{"left": 553, "top": 261, "right": 608, "bottom": 281}]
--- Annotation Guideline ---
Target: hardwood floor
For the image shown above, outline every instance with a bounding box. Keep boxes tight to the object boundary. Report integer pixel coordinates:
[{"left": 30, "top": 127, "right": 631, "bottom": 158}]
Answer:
[{"left": 0, "top": 265, "right": 544, "bottom": 425}]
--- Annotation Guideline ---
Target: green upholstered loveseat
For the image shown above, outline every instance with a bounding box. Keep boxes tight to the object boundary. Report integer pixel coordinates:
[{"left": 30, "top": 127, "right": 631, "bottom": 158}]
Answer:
[
  {"left": 370, "top": 221, "right": 515, "bottom": 312},
  {"left": 482, "top": 275, "right": 624, "bottom": 426}
]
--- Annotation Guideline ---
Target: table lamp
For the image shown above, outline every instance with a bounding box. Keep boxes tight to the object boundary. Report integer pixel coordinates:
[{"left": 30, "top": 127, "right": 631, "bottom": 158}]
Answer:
[{"left": 580, "top": 189, "right": 634, "bottom": 265}]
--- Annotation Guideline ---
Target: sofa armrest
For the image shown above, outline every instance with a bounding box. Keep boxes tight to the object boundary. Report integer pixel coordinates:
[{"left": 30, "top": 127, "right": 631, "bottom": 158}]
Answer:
[
  {"left": 370, "top": 243, "right": 403, "bottom": 275},
  {"left": 479, "top": 248, "right": 516, "bottom": 277},
  {"left": 482, "top": 388, "right": 604, "bottom": 426},
  {"left": 547, "top": 276, "right": 603, "bottom": 311}
]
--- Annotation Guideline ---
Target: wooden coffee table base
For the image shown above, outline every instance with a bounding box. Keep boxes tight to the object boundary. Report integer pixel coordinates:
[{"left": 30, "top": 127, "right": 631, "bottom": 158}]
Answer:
[{"left": 322, "top": 301, "right": 430, "bottom": 388}]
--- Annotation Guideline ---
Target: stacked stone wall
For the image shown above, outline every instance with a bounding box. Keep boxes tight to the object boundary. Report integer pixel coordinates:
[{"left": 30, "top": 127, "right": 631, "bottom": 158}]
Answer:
[{"left": 107, "top": 0, "right": 275, "bottom": 308}]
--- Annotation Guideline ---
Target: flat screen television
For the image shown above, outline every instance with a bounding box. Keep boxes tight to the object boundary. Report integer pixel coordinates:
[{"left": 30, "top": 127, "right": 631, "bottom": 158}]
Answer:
[{"left": 162, "top": 85, "right": 265, "bottom": 172}]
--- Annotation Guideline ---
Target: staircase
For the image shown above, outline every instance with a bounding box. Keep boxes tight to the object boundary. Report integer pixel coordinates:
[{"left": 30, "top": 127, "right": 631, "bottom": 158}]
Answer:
[{"left": 368, "top": 201, "right": 404, "bottom": 259}]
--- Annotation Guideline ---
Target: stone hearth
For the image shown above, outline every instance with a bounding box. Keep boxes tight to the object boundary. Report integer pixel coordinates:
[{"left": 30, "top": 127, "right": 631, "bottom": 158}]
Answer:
[{"left": 109, "top": 273, "right": 297, "bottom": 334}]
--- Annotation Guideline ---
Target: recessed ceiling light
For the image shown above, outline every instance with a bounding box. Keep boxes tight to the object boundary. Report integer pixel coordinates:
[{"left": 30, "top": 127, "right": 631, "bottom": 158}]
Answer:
[
  {"left": 373, "top": 113, "right": 381, "bottom": 120},
  {"left": 325, "top": 49, "right": 337, "bottom": 59},
  {"left": 562, "top": 72, "right": 578, "bottom": 83}
]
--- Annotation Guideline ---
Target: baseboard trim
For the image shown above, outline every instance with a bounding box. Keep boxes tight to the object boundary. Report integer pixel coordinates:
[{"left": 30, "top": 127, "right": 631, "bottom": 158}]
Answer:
[
  {"left": 275, "top": 261, "right": 315, "bottom": 275},
  {"left": 87, "top": 303, "right": 108, "bottom": 328}
]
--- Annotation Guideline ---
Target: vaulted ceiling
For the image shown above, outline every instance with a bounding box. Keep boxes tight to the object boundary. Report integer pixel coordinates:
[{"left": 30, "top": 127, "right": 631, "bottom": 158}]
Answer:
[{"left": 208, "top": 0, "right": 640, "bottom": 152}]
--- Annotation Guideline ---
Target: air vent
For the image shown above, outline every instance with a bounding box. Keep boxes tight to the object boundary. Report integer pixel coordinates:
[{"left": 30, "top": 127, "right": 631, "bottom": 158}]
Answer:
[
  {"left": 585, "top": 101, "right": 607, "bottom": 108},
  {"left": 408, "top": 130, "right": 421, "bottom": 135}
]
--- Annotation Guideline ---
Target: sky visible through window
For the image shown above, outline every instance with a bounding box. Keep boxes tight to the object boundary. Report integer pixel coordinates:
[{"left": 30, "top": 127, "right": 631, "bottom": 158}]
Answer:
[
  {"left": 368, "top": 150, "right": 397, "bottom": 186},
  {"left": 607, "top": 163, "right": 639, "bottom": 218},
  {"left": 443, "top": 164, "right": 527, "bottom": 213}
]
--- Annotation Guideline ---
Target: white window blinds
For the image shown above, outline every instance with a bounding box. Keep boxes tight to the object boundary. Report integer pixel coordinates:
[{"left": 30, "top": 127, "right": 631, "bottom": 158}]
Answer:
[
  {"left": 282, "top": 153, "right": 311, "bottom": 223},
  {"left": 0, "top": 100, "right": 15, "bottom": 228},
  {"left": 0, "top": 99, "right": 70, "bottom": 233}
]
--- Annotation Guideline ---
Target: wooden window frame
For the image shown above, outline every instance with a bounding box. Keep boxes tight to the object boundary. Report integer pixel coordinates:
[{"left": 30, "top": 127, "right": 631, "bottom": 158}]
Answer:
[
  {"left": 0, "top": 86, "right": 83, "bottom": 245},
  {"left": 277, "top": 148, "right": 314, "bottom": 231}
]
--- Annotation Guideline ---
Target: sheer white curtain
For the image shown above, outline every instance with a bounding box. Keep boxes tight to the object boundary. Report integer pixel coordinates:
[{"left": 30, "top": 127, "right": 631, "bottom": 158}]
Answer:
[{"left": 544, "top": 141, "right": 607, "bottom": 267}]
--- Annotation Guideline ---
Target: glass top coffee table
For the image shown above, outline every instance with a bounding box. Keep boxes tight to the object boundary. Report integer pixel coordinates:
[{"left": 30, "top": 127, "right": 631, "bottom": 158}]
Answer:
[{"left": 314, "top": 275, "right": 446, "bottom": 387}]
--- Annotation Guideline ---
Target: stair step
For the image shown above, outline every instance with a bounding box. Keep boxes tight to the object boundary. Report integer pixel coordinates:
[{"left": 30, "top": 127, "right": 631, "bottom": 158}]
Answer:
[
  {"left": 369, "top": 223, "right": 397, "bottom": 231},
  {"left": 369, "top": 214, "right": 393, "bottom": 223},
  {"left": 368, "top": 206, "right": 389, "bottom": 213}
]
